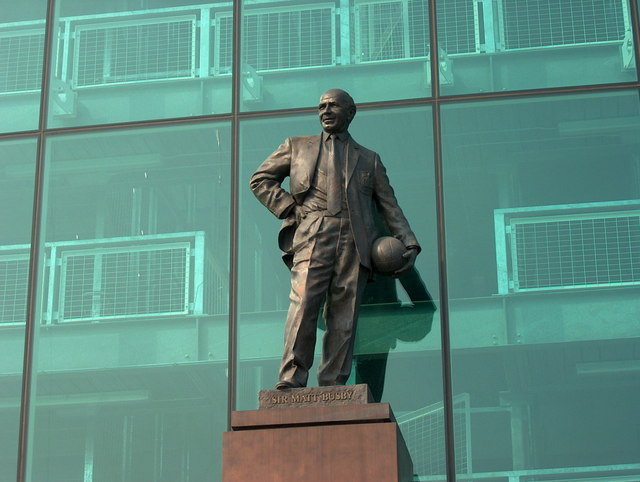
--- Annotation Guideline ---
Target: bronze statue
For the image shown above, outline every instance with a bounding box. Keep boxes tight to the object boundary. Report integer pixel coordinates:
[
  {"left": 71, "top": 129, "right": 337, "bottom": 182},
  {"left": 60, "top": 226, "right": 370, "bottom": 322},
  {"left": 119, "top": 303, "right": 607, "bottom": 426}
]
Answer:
[{"left": 250, "top": 88, "right": 420, "bottom": 389}]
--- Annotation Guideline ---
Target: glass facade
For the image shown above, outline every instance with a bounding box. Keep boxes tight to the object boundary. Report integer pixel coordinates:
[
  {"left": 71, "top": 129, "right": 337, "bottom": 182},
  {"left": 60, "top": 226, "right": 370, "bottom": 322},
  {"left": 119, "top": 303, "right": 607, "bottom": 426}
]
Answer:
[
  {"left": 46, "top": 0, "right": 233, "bottom": 128},
  {"left": 442, "top": 92, "right": 640, "bottom": 478},
  {"left": 1, "top": 1, "right": 639, "bottom": 481},
  {"left": 437, "top": 0, "right": 638, "bottom": 94},
  {"left": 239, "top": 0, "right": 432, "bottom": 110},
  {"left": 0, "top": 137, "right": 37, "bottom": 481},
  {"left": 0, "top": 1, "right": 47, "bottom": 133}
]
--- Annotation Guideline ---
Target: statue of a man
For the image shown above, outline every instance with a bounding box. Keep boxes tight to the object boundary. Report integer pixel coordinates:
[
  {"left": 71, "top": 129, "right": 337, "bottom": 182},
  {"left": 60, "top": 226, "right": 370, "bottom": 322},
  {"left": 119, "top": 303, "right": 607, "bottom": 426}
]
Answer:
[{"left": 250, "top": 88, "right": 420, "bottom": 389}]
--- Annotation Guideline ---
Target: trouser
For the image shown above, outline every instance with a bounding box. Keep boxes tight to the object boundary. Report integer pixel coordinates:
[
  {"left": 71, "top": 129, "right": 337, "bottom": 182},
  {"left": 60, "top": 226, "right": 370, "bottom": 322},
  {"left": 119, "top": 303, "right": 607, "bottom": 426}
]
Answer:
[{"left": 279, "top": 214, "right": 368, "bottom": 387}]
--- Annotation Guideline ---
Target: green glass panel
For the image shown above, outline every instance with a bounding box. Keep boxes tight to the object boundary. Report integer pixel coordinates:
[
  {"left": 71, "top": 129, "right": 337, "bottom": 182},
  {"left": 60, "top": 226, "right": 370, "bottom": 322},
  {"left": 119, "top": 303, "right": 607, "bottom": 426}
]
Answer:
[
  {"left": 239, "top": 0, "right": 431, "bottom": 112},
  {"left": 28, "top": 122, "right": 230, "bottom": 481},
  {"left": 0, "top": 137, "right": 37, "bottom": 482},
  {"left": 0, "top": 1, "right": 47, "bottom": 133},
  {"left": 442, "top": 91, "right": 640, "bottom": 478},
  {"left": 238, "top": 104, "right": 446, "bottom": 478},
  {"left": 46, "top": 0, "right": 232, "bottom": 129},
  {"left": 438, "top": 0, "right": 638, "bottom": 94},
  {"left": 237, "top": 113, "right": 317, "bottom": 403}
]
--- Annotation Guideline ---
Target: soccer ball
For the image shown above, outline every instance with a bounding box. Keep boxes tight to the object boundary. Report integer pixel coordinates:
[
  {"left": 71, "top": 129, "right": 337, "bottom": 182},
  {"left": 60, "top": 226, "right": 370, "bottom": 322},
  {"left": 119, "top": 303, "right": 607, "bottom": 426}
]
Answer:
[{"left": 371, "top": 236, "right": 406, "bottom": 275}]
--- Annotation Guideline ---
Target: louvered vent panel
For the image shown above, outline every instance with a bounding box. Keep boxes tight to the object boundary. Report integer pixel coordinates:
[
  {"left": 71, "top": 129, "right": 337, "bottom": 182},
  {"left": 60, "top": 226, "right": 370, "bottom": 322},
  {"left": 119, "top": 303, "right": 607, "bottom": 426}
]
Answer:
[
  {"left": 408, "top": 0, "right": 429, "bottom": 57},
  {"left": 397, "top": 394, "right": 471, "bottom": 476},
  {"left": 60, "top": 244, "right": 190, "bottom": 321},
  {"left": 356, "top": 1, "right": 406, "bottom": 61},
  {"left": 75, "top": 17, "right": 195, "bottom": 87},
  {"left": 503, "top": 0, "right": 627, "bottom": 50},
  {"left": 0, "top": 30, "right": 44, "bottom": 93},
  {"left": 0, "top": 254, "right": 29, "bottom": 324},
  {"left": 216, "top": 16, "right": 234, "bottom": 74},
  {"left": 356, "top": 0, "right": 479, "bottom": 63},
  {"left": 512, "top": 213, "right": 640, "bottom": 291},
  {"left": 217, "top": 6, "right": 335, "bottom": 74},
  {"left": 437, "top": 0, "right": 478, "bottom": 54}
]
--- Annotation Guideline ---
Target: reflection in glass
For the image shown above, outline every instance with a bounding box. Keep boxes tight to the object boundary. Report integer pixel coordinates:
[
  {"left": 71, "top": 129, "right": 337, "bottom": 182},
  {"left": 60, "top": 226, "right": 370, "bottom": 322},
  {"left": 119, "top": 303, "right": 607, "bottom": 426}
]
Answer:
[
  {"left": 238, "top": 104, "right": 446, "bottom": 478},
  {"left": 47, "top": 0, "right": 232, "bottom": 128},
  {"left": 239, "top": 0, "right": 432, "bottom": 111},
  {"left": 442, "top": 91, "right": 640, "bottom": 478},
  {"left": 0, "top": 137, "right": 37, "bottom": 481},
  {"left": 0, "top": 1, "right": 47, "bottom": 133},
  {"left": 28, "top": 123, "right": 230, "bottom": 481},
  {"left": 438, "top": 0, "right": 637, "bottom": 94}
]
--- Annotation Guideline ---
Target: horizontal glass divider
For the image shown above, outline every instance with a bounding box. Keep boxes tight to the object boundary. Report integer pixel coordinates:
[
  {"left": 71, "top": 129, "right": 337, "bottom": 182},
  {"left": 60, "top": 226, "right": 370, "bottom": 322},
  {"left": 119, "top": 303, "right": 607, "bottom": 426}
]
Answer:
[{"left": 0, "top": 81, "right": 638, "bottom": 139}]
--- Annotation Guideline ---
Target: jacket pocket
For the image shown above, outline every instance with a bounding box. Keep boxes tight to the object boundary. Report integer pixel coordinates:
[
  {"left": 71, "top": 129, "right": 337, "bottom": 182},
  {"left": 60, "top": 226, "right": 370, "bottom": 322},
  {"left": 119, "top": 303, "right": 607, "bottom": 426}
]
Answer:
[{"left": 358, "top": 170, "right": 373, "bottom": 195}]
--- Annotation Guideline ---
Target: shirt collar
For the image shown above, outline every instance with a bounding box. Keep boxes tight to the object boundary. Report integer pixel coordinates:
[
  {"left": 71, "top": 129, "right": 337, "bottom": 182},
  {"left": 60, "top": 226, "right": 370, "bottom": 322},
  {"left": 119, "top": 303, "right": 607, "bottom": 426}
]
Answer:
[{"left": 322, "top": 131, "right": 350, "bottom": 143}]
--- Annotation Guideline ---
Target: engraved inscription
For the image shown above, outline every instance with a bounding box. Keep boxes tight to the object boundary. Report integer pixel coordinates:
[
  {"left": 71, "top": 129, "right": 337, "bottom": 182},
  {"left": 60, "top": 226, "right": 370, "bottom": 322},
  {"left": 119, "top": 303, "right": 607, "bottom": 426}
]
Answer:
[
  {"left": 258, "top": 384, "right": 372, "bottom": 410},
  {"left": 274, "top": 390, "right": 355, "bottom": 405}
]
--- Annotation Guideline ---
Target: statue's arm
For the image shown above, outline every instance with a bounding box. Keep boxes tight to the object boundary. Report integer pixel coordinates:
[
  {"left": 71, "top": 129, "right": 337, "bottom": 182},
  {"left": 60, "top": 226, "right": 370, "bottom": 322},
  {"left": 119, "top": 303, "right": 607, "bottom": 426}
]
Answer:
[
  {"left": 249, "top": 138, "right": 296, "bottom": 219},
  {"left": 372, "top": 154, "right": 421, "bottom": 252}
]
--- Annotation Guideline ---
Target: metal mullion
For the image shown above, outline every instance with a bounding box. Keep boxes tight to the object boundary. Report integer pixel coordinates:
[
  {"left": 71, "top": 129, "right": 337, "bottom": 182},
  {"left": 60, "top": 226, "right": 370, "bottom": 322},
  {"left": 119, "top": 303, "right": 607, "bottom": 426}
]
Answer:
[
  {"left": 227, "top": 0, "right": 241, "bottom": 430},
  {"left": 17, "top": 0, "right": 56, "bottom": 480},
  {"left": 3, "top": 82, "right": 640, "bottom": 142},
  {"left": 40, "top": 111, "right": 238, "bottom": 134},
  {"left": 429, "top": 1, "right": 456, "bottom": 482},
  {"left": 227, "top": 80, "right": 640, "bottom": 123},
  {"left": 0, "top": 130, "right": 41, "bottom": 140},
  {"left": 432, "top": 72, "right": 458, "bottom": 482}
]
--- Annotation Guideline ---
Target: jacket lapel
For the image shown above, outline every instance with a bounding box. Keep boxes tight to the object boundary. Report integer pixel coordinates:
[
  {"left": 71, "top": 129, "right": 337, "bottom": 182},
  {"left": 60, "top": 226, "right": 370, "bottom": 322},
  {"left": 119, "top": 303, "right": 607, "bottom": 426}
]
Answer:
[
  {"left": 346, "top": 137, "right": 360, "bottom": 185},
  {"left": 291, "top": 135, "right": 321, "bottom": 201}
]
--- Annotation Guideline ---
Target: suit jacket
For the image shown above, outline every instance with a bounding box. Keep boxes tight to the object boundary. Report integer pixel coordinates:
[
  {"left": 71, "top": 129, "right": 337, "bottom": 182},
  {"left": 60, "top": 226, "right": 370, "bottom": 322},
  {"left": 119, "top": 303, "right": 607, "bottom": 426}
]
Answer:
[{"left": 250, "top": 134, "right": 420, "bottom": 270}]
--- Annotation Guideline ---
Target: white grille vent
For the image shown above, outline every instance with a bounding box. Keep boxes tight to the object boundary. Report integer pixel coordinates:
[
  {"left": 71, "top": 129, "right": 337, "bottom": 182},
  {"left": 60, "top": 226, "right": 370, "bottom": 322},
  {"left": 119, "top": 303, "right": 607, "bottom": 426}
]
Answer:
[
  {"left": 59, "top": 243, "right": 191, "bottom": 322},
  {"left": 216, "top": 5, "right": 336, "bottom": 75},
  {"left": 501, "top": 0, "right": 628, "bottom": 50},
  {"left": 355, "top": 1, "right": 406, "bottom": 62},
  {"left": 0, "top": 251, "right": 30, "bottom": 324},
  {"left": 0, "top": 232, "right": 217, "bottom": 325},
  {"left": 74, "top": 16, "right": 196, "bottom": 87},
  {"left": 495, "top": 201, "right": 640, "bottom": 294},
  {"left": 397, "top": 394, "right": 472, "bottom": 476},
  {"left": 355, "top": 0, "right": 479, "bottom": 63},
  {"left": 0, "top": 28, "right": 44, "bottom": 93},
  {"left": 437, "top": 0, "right": 479, "bottom": 55}
]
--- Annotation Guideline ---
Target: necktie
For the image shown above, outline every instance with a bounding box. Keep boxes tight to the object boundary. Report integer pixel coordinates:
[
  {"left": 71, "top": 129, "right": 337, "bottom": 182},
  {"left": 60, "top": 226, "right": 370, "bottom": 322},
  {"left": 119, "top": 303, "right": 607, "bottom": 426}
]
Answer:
[{"left": 326, "top": 134, "right": 342, "bottom": 215}]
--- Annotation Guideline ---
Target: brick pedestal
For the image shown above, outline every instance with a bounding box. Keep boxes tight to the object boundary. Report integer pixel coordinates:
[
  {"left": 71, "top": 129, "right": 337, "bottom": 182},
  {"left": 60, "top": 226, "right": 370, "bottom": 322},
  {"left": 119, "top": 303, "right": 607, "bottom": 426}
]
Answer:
[{"left": 222, "top": 400, "right": 413, "bottom": 481}]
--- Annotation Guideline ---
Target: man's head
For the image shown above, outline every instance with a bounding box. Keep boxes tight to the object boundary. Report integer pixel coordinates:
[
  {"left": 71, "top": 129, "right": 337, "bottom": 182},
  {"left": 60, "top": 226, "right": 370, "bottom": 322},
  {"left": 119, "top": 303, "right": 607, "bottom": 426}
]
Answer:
[{"left": 318, "top": 89, "right": 357, "bottom": 134}]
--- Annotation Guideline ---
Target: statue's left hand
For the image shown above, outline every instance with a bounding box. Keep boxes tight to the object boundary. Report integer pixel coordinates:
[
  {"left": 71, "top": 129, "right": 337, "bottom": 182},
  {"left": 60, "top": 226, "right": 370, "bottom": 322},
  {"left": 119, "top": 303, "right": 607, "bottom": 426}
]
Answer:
[{"left": 393, "top": 248, "right": 418, "bottom": 278}]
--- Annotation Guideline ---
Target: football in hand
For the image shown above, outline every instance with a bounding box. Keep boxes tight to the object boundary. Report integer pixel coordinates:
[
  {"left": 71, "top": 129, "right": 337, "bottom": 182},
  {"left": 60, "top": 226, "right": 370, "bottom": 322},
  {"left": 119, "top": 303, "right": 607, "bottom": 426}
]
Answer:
[{"left": 371, "top": 236, "right": 406, "bottom": 275}]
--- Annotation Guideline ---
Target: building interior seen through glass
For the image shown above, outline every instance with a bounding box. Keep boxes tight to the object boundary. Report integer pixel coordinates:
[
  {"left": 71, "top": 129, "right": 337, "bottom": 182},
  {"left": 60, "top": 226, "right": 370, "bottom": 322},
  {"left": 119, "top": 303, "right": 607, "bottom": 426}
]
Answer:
[
  {"left": 22, "top": 124, "right": 229, "bottom": 481},
  {"left": 442, "top": 91, "right": 640, "bottom": 477},
  {"left": 0, "top": 2, "right": 46, "bottom": 133},
  {"left": 1, "top": 0, "right": 639, "bottom": 480},
  {"left": 0, "top": 138, "right": 37, "bottom": 482}
]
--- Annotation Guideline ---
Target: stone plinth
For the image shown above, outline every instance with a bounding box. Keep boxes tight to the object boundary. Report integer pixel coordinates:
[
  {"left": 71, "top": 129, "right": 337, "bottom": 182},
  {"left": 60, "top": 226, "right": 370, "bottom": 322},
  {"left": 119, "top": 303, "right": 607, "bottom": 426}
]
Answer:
[{"left": 222, "top": 386, "right": 413, "bottom": 482}]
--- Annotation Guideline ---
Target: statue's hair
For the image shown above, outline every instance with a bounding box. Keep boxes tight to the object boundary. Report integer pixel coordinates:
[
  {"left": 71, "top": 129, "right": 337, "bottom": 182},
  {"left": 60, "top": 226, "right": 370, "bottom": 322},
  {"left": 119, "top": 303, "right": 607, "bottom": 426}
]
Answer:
[{"left": 322, "top": 88, "right": 357, "bottom": 113}]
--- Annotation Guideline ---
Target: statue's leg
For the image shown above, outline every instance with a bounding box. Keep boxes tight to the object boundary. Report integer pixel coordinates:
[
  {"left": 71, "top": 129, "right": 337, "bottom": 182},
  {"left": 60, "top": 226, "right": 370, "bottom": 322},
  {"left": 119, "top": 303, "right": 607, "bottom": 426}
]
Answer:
[
  {"left": 317, "top": 218, "right": 368, "bottom": 386},
  {"left": 279, "top": 217, "right": 337, "bottom": 387}
]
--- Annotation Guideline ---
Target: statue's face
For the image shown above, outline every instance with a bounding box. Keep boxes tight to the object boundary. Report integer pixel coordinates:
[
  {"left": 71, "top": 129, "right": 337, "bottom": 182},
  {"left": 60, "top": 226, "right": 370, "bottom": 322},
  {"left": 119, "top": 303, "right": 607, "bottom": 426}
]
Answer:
[{"left": 318, "top": 91, "right": 355, "bottom": 134}]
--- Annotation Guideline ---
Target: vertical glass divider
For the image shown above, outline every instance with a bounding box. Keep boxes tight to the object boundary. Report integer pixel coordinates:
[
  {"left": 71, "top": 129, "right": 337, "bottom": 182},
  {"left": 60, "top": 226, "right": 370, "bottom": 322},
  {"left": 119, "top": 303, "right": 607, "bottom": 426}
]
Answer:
[
  {"left": 227, "top": 0, "right": 242, "bottom": 428},
  {"left": 629, "top": 0, "right": 640, "bottom": 80},
  {"left": 429, "top": 1, "right": 456, "bottom": 481},
  {"left": 17, "top": 0, "right": 56, "bottom": 480}
]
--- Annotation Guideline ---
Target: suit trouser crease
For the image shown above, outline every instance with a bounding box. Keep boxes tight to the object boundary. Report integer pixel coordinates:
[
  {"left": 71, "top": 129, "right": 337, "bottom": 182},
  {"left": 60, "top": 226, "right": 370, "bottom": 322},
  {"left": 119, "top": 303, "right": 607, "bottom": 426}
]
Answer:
[{"left": 280, "top": 215, "right": 367, "bottom": 387}]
